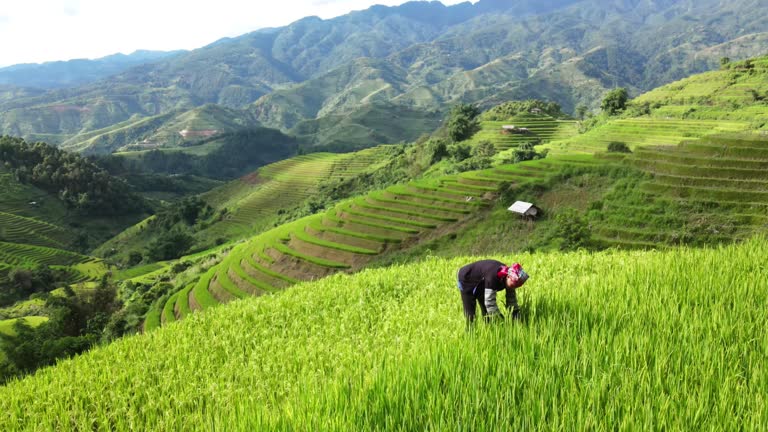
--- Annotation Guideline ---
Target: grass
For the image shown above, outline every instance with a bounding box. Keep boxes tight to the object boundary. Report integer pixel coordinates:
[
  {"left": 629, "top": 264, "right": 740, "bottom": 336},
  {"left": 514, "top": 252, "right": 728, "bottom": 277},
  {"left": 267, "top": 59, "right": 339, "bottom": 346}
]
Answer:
[
  {"left": 0, "top": 316, "right": 49, "bottom": 336},
  {"left": 191, "top": 268, "right": 219, "bottom": 310},
  {"left": 114, "top": 263, "right": 165, "bottom": 280},
  {"left": 0, "top": 238, "right": 765, "bottom": 429},
  {"left": 174, "top": 284, "right": 195, "bottom": 319}
]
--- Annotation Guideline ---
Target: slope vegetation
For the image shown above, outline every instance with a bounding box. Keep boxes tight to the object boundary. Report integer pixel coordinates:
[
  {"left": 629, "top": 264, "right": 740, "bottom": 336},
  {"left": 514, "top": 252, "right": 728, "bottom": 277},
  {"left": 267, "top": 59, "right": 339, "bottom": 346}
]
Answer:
[
  {"left": 173, "top": 154, "right": 601, "bottom": 320},
  {"left": 94, "top": 147, "right": 398, "bottom": 263}
]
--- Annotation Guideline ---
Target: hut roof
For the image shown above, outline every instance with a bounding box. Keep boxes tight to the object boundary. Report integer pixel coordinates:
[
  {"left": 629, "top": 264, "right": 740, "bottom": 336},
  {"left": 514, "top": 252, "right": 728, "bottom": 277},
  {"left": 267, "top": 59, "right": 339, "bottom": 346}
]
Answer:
[{"left": 507, "top": 201, "right": 535, "bottom": 214}]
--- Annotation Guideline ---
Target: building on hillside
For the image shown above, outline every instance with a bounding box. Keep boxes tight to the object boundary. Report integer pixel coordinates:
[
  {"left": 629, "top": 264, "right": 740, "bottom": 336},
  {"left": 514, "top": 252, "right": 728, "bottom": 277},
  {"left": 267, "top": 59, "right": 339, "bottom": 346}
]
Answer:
[
  {"left": 530, "top": 108, "right": 542, "bottom": 114},
  {"left": 507, "top": 201, "right": 541, "bottom": 220}
]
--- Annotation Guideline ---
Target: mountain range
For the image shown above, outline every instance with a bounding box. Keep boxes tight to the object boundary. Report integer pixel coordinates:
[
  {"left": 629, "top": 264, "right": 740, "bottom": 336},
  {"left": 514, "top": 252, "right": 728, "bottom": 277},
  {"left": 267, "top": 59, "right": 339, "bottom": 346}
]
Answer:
[
  {"left": 0, "top": 50, "right": 184, "bottom": 89},
  {"left": 0, "top": 0, "right": 767, "bottom": 154}
]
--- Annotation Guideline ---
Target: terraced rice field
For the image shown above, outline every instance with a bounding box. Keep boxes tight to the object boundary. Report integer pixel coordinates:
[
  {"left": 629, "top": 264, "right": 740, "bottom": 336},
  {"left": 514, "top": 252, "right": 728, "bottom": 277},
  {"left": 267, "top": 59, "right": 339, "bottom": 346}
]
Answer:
[
  {"left": 547, "top": 118, "right": 750, "bottom": 154},
  {"left": 468, "top": 114, "right": 577, "bottom": 150},
  {"left": 154, "top": 156, "right": 602, "bottom": 327},
  {"left": 0, "top": 241, "right": 104, "bottom": 283},
  {"left": 163, "top": 167, "right": 494, "bottom": 322},
  {"left": 0, "top": 211, "right": 72, "bottom": 249},
  {"left": 0, "top": 169, "right": 67, "bottom": 223},
  {"left": 455, "top": 154, "right": 600, "bottom": 189},
  {"left": 204, "top": 147, "right": 396, "bottom": 237},
  {"left": 593, "top": 134, "right": 768, "bottom": 248},
  {"left": 634, "top": 57, "right": 768, "bottom": 109}
]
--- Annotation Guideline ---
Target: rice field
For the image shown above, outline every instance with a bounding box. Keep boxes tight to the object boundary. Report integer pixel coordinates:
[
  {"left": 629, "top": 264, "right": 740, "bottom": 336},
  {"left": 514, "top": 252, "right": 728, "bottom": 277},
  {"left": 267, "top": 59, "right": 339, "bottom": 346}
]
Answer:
[
  {"left": 204, "top": 147, "right": 397, "bottom": 237},
  {"left": 0, "top": 237, "right": 765, "bottom": 430},
  {"left": 0, "top": 241, "right": 107, "bottom": 284},
  {"left": 593, "top": 134, "right": 768, "bottom": 249},
  {"left": 172, "top": 163, "right": 500, "bottom": 320},
  {"left": 546, "top": 118, "right": 751, "bottom": 154},
  {"left": 0, "top": 211, "right": 71, "bottom": 249},
  {"left": 467, "top": 115, "right": 578, "bottom": 150}
]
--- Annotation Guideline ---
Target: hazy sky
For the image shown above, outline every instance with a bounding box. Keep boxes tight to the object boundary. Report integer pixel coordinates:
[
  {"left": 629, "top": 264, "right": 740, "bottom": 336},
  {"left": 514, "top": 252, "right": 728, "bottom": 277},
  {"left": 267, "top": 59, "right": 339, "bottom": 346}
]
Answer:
[{"left": 0, "top": 0, "right": 472, "bottom": 67}]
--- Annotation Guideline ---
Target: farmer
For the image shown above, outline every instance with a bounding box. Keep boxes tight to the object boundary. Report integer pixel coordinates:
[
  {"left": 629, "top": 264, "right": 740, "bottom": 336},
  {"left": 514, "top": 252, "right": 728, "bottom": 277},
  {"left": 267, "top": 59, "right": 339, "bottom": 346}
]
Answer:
[{"left": 457, "top": 260, "right": 529, "bottom": 326}]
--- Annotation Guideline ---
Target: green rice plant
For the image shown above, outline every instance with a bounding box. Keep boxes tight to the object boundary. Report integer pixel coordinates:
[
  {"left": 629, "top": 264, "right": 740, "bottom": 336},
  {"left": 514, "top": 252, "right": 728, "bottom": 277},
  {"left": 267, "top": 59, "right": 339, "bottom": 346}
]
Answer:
[
  {"left": 327, "top": 208, "right": 421, "bottom": 234},
  {"left": 309, "top": 218, "right": 402, "bottom": 244},
  {"left": 142, "top": 304, "right": 161, "bottom": 332},
  {"left": 386, "top": 185, "right": 484, "bottom": 207},
  {"left": 439, "top": 179, "right": 497, "bottom": 192},
  {"left": 191, "top": 267, "right": 219, "bottom": 310},
  {"left": 226, "top": 252, "right": 278, "bottom": 293},
  {"left": 162, "top": 292, "right": 179, "bottom": 325},
  {"left": 272, "top": 242, "right": 350, "bottom": 269},
  {"left": 356, "top": 198, "right": 460, "bottom": 223},
  {"left": 214, "top": 266, "right": 249, "bottom": 300},
  {"left": 175, "top": 284, "right": 194, "bottom": 318},
  {"left": 0, "top": 239, "right": 766, "bottom": 430},
  {"left": 293, "top": 226, "right": 379, "bottom": 255},
  {"left": 343, "top": 203, "right": 438, "bottom": 230},
  {"left": 243, "top": 254, "right": 299, "bottom": 285}
]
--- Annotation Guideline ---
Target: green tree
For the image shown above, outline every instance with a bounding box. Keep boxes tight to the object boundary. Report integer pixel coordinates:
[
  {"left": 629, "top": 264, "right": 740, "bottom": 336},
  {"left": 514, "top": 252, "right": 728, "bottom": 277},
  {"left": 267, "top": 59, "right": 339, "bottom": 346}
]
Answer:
[
  {"left": 553, "top": 208, "right": 591, "bottom": 250},
  {"left": 448, "top": 144, "right": 471, "bottom": 162},
  {"left": 145, "top": 230, "right": 195, "bottom": 261},
  {"left": 575, "top": 104, "right": 588, "bottom": 120},
  {"left": 446, "top": 104, "right": 481, "bottom": 142},
  {"left": 426, "top": 138, "right": 448, "bottom": 164},
  {"left": 128, "top": 251, "right": 143, "bottom": 266},
  {"left": 471, "top": 140, "right": 496, "bottom": 158},
  {"left": 601, "top": 88, "right": 629, "bottom": 115}
]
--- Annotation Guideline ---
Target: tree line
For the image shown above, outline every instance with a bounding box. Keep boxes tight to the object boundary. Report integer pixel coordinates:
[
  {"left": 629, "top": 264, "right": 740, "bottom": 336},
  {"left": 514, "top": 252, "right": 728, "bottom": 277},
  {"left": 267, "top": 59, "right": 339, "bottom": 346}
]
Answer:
[{"left": 0, "top": 136, "right": 146, "bottom": 216}]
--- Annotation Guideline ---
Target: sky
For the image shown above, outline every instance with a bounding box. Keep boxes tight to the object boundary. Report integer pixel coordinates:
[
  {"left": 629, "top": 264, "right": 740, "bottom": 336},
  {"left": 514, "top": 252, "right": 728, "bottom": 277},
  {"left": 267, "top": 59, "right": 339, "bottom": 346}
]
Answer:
[{"left": 0, "top": 0, "right": 471, "bottom": 67}]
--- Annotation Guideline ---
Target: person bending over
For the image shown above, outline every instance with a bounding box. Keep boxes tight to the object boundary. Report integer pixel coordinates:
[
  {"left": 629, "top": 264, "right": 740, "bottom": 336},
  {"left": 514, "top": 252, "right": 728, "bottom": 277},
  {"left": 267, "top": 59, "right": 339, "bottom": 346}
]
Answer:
[{"left": 456, "top": 260, "right": 529, "bottom": 326}]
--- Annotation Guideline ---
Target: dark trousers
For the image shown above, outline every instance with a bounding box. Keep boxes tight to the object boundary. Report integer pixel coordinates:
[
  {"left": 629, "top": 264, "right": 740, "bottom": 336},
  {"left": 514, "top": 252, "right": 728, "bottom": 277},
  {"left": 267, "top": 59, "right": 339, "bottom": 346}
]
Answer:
[{"left": 460, "top": 290, "right": 487, "bottom": 325}]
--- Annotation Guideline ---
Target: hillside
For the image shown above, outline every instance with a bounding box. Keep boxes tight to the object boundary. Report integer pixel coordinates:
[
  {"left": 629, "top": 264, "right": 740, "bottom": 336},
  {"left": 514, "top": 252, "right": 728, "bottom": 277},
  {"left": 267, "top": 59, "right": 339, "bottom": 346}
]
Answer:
[
  {"left": 0, "top": 138, "right": 147, "bottom": 293},
  {"left": 1, "top": 0, "right": 767, "bottom": 153},
  {"left": 121, "top": 52, "right": 768, "bottom": 326},
  {"left": 1, "top": 239, "right": 766, "bottom": 429},
  {"left": 546, "top": 57, "right": 768, "bottom": 248},
  {"left": 95, "top": 147, "right": 400, "bottom": 264}
]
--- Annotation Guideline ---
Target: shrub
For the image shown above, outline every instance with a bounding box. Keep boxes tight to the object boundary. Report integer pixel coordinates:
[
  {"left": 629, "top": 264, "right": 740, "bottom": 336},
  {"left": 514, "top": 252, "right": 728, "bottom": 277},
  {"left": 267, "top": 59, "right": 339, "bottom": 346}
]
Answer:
[
  {"left": 607, "top": 142, "right": 631, "bottom": 153},
  {"left": 552, "top": 208, "right": 591, "bottom": 250}
]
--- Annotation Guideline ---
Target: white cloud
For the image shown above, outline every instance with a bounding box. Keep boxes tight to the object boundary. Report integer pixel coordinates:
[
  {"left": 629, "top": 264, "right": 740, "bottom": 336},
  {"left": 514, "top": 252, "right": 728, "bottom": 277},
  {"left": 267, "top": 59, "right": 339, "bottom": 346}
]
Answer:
[{"left": 0, "top": 0, "right": 473, "bottom": 67}]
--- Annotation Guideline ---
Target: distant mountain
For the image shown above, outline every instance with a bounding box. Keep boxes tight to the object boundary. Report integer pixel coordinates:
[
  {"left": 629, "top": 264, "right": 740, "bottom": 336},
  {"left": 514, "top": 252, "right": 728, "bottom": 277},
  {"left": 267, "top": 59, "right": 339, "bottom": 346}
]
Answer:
[
  {"left": 0, "top": 50, "right": 185, "bottom": 89},
  {"left": 0, "top": 0, "right": 766, "bottom": 154}
]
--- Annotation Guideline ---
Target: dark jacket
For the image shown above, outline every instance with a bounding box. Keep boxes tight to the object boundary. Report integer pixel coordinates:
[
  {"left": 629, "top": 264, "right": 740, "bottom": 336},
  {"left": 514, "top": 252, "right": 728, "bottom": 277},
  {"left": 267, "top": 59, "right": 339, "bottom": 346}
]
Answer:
[{"left": 457, "top": 259, "right": 519, "bottom": 316}]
